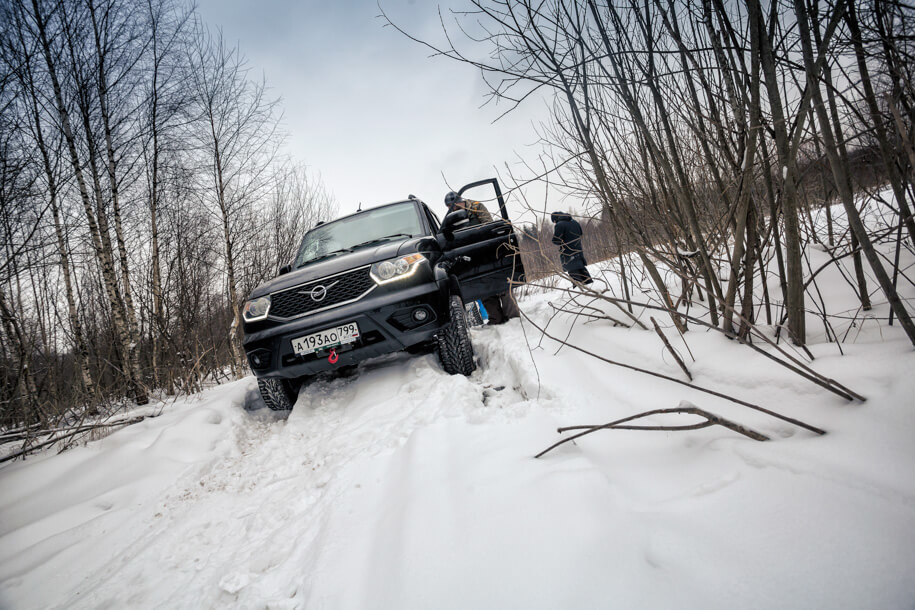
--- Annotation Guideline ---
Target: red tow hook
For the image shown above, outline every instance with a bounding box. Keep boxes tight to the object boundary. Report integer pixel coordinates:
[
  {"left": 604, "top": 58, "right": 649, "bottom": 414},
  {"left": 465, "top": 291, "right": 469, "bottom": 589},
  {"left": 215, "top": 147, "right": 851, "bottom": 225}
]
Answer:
[{"left": 328, "top": 347, "right": 339, "bottom": 364}]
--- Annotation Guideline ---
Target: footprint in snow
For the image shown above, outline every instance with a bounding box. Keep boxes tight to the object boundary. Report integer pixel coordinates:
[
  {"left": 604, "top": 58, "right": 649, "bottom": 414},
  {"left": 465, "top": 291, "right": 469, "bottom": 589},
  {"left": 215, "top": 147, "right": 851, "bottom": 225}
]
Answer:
[{"left": 218, "top": 571, "right": 250, "bottom": 595}]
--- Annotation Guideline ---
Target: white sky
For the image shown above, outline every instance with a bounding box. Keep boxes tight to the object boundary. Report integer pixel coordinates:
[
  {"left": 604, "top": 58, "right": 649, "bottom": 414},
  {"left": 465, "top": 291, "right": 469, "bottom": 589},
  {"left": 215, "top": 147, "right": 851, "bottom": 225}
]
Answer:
[{"left": 195, "top": 0, "right": 561, "bottom": 222}]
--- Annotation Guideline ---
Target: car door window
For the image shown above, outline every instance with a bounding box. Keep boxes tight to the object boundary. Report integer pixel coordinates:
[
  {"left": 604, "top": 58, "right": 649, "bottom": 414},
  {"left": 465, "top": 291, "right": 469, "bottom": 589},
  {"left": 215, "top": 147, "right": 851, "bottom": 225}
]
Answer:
[{"left": 423, "top": 205, "right": 441, "bottom": 233}]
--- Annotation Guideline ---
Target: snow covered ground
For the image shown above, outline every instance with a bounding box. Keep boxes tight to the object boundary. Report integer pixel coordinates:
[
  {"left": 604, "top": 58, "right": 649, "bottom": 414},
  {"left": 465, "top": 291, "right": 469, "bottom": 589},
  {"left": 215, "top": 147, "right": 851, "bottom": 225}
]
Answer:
[{"left": 2, "top": 208, "right": 915, "bottom": 608}]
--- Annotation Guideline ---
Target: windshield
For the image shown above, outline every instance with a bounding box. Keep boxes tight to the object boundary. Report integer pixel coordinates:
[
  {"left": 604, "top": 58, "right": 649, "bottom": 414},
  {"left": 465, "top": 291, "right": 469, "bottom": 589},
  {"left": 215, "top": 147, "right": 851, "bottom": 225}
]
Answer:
[{"left": 294, "top": 201, "right": 423, "bottom": 267}]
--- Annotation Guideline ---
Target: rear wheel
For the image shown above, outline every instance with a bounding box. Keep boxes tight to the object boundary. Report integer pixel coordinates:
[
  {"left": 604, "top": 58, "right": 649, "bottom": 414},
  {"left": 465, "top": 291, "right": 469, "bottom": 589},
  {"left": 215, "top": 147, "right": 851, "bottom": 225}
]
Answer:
[
  {"left": 257, "top": 377, "right": 300, "bottom": 411},
  {"left": 437, "top": 295, "right": 476, "bottom": 376}
]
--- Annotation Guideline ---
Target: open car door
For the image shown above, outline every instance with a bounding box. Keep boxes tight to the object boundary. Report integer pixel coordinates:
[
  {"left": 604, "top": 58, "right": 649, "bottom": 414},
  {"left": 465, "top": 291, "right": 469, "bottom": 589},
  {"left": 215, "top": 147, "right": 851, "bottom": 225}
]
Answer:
[{"left": 438, "top": 178, "right": 526, "bottom": 303}]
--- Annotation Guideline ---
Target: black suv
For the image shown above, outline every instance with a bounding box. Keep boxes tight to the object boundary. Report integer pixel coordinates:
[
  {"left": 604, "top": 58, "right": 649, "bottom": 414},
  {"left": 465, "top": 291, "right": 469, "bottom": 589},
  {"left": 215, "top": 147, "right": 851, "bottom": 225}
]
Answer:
[{"left": 242, "top": 179, "right": 525, "bottom": 410}]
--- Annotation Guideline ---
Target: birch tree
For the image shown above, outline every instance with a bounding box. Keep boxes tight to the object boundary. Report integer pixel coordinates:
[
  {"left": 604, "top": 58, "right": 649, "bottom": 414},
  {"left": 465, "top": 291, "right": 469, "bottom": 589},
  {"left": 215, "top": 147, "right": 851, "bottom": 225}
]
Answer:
[{"left": 188, "top": 24, "right": 281, "bottom": 375}]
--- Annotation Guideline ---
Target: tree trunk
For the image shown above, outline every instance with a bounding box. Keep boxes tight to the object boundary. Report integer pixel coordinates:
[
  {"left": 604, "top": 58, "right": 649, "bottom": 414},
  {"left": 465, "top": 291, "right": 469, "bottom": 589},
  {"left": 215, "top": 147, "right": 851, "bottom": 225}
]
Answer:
[
  {"left": 88, "top": 0, "right": 147, "bottom": 401},
  {"left": 724, "top": 31, "right": 762, "bottom": 336},
  {"left": 0, "top": 289, "right": 43, "bottom": 425},
  {"left": 211, "top": 126, "right": 244, "bottom": 376},
  {"left": 748, "top": 0, "right": 807, "bottom": 344}
]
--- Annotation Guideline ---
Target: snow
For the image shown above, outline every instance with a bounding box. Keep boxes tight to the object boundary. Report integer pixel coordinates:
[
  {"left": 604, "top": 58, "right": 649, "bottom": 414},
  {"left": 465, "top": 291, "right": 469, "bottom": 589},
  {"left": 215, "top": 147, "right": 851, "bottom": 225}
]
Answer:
[{"left": 2, "top": 206, "right": 915, "bottom": 608}]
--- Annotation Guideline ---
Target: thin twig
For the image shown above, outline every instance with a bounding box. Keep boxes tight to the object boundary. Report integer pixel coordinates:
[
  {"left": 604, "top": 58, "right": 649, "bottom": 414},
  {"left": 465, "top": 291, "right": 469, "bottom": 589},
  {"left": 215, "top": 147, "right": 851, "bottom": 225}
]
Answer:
[{"left": 651, "top": 316, "right": 693, "bottom": 380}]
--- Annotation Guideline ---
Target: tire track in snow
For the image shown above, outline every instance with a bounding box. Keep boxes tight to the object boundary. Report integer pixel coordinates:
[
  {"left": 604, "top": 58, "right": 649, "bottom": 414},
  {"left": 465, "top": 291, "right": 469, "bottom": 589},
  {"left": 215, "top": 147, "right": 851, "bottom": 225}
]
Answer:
[
  {"left": 295, "top": 324, "right": 652, "bottom": 610},
  {"left": 65, "top": 327, "right": 545, "bottom": 608}
]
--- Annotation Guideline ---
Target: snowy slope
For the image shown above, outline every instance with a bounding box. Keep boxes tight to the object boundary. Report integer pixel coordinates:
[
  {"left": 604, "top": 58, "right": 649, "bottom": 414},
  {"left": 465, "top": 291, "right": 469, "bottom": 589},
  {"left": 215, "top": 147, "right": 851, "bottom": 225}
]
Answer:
[{"left": 2, "top": 219, "right": 915, "bottom": 608}]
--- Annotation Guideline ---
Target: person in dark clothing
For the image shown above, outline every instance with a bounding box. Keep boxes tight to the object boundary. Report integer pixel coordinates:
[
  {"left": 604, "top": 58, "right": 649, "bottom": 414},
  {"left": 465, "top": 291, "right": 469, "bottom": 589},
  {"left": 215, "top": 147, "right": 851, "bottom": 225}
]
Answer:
[
  {"left": 551, "top": 211, "right": 592, "bottom": 285},
  {"left": 443, "top": 191, "right": 520, "bottom": 324}
]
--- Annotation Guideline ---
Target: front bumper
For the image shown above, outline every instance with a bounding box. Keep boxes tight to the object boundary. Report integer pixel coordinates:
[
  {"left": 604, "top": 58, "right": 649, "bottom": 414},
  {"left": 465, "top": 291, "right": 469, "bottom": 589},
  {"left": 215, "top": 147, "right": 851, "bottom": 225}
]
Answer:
[{"left": 243, "top": 278, "right": 449, "bottom": 379}]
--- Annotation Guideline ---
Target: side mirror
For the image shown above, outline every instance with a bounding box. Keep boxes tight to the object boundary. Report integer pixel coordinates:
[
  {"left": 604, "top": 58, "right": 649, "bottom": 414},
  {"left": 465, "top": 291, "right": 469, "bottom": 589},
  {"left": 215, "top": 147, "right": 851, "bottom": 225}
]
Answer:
[
  {"left": 278, "top": 263, "right": 292, "bottom": 276},
  {"left": 440, "top": 209, "right": 470, "bottom": 241}
]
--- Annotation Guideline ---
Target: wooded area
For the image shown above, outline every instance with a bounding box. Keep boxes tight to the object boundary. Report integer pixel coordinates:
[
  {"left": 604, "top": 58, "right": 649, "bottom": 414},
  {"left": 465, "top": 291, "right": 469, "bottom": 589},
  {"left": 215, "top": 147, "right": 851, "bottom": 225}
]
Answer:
[
  {"left": 390, "top": 0, "right": 914, "bottom": 344},
  {"left": 0, "top": 0, "right": 335, "bottom": 430}
]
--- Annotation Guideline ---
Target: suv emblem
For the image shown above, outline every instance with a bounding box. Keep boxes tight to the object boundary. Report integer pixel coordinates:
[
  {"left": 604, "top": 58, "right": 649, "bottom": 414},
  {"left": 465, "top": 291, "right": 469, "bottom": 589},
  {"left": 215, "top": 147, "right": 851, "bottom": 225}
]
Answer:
[{"left": 301, "top": 279, "right": 339, "bottom": 302}]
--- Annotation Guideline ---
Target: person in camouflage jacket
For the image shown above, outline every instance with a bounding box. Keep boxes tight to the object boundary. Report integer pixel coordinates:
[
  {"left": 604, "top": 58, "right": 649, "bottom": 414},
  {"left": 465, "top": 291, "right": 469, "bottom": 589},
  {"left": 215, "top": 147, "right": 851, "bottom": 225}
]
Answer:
[{"left": 444, "top": 191, "right": 493, "bottom": 225}]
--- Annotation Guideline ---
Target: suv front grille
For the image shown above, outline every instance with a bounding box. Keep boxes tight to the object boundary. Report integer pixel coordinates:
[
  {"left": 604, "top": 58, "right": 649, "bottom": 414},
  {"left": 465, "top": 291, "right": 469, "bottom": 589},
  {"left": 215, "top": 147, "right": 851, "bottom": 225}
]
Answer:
[{"left": 269, "top": 266, "right": 376, "bottom": 319}]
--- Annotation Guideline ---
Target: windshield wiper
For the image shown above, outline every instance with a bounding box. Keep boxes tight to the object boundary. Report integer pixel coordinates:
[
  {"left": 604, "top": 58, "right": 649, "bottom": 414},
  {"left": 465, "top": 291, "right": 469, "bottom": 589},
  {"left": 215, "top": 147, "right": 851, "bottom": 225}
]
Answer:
[
  {"left": 297, "top": 248, "right": 353, "bottom": 267},
  {"left": 350, "top": 233, "right": 413, "bottom": 250}
]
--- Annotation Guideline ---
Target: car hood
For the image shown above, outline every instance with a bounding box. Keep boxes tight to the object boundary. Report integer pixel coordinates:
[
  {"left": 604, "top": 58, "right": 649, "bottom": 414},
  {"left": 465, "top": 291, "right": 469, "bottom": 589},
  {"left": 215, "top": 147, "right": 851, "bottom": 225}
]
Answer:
[{"left": 248, "top": 236, "right": 434, "bottom": 299}]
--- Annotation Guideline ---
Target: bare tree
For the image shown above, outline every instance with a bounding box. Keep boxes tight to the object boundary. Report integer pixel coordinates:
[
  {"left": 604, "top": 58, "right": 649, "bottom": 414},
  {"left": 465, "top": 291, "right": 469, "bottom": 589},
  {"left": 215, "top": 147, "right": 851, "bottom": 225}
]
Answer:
[{"left": 188, "top": 23, "right": 281, "bottom": 375}]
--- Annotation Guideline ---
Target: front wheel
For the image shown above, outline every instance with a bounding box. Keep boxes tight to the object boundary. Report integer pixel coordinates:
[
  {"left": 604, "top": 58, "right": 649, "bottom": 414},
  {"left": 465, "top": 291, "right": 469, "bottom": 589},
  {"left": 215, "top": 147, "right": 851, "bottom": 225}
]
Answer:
[
  {"left": 437, "top": 295, "right": 476, "bottom": 376},
  {"left": 257, "top": 377, "right": 300, "bottom": 411}
]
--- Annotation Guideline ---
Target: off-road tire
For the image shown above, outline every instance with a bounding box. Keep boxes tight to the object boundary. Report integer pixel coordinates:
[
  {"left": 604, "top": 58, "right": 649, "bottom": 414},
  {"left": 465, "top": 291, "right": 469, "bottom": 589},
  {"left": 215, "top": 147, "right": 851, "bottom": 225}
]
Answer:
[
  {"left": 257, "top": 377, "right": 300, "bottom": 411},
  {"left": 466, "top": 301, "right": 484, "bottom": 327},
  {"left": 437, "top": 295, "right": 476, "bottom": 375}
]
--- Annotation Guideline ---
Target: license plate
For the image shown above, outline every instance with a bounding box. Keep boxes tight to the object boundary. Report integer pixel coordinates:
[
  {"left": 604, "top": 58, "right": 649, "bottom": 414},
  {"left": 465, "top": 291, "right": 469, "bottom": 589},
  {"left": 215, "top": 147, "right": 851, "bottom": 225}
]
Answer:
[{"left": 291, "top": 322, "right": 360, "bottom": 355}]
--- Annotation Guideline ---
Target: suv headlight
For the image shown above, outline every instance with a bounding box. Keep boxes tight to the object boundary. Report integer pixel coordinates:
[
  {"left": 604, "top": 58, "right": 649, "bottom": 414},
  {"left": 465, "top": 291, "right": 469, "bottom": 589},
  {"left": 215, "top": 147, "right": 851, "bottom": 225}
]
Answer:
[
  {"left": 243, "top": 296, "right": 271, "bottom": 322},
  {"left": 370, "top": 253, "right": 426, "bottom": 284}
]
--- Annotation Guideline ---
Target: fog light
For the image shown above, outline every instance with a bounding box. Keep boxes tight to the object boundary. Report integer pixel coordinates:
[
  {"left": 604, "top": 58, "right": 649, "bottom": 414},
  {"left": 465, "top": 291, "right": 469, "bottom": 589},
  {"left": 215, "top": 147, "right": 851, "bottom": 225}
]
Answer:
[
  {"left": 412, "top": 308, "right": 429, "bottom": 322},
  {"left": 247, "top": 349, "right": 271, "bottom": 370}
]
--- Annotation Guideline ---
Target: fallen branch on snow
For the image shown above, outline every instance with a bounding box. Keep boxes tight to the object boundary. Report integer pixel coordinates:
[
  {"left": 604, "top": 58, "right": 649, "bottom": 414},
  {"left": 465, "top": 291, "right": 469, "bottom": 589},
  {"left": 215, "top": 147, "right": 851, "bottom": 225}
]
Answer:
[
  {"left": 535, "top": 403, "right": 769, "bottom": 459},
  {"left": 0, "top": 416, "right": 147, "bottom": 464},
  {"left": 518, "top": 308, "right": 827, "bottom": 436}
]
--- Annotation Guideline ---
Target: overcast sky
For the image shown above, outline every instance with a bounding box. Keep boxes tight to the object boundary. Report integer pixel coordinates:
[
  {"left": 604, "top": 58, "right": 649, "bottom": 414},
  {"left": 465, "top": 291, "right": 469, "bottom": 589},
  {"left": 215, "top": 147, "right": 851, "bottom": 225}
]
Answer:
[{"left": 195, "top": 0, "right": 558, "bottom": 222}]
